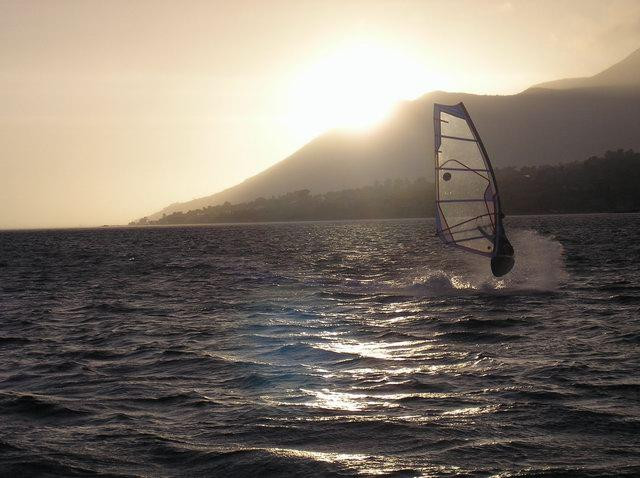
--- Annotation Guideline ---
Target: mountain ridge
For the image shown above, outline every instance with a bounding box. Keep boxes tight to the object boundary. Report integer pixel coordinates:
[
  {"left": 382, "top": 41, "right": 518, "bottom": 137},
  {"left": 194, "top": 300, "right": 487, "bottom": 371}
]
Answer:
[
  {"left": 142, "top": 48, "right": 640, "bottom": 221},
  {"left": 531, "top": 47, "right": 640, "bottom": 90}
]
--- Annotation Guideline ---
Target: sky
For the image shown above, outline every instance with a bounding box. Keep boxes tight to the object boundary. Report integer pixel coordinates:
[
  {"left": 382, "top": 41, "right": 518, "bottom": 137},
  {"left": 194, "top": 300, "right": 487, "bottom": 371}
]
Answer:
[{"left": 1, "top": 0, "right": 639, "bottom": 229}]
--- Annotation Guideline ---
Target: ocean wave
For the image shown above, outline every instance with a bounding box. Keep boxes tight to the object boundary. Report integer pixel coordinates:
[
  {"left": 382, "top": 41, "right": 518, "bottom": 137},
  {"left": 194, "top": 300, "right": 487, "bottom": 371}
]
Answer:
[
  {"left": 260, "top": 343, "right": 354, "bottom": 363},
  {"left": 1, "top": 218, "right": 639, "bottom": 476},
  {"left": 0, "top": 392, "right": 89, "bottom": 421},
  {"left": 499, "top": 466, "right": 640, "bottom": 478},
  {"left": 433, "top": 317, "right": 528, "bottom": 330},
  {"left": 434, "top": 331, "right": 522, "bottom": 343},
  {"left": 0, "top": 336, "right": 31, "bottom": 347}
]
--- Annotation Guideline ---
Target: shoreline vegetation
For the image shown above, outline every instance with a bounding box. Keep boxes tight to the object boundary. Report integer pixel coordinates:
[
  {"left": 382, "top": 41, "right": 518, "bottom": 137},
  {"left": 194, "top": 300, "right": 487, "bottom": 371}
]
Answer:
[{"left": 131, "top": 150, "right": 640, "bottom": 226}]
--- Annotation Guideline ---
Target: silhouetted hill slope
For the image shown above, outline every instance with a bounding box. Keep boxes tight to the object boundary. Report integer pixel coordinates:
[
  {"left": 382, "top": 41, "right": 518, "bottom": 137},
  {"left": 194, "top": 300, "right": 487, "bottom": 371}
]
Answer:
[
  {"left": 134, "top": 149, "right": 640, "bottom": 225},
  {"left": 533, "top": 47, "right": 640, "bottom": 90},
  {"left": 145, "top": 49, "right": 640, "bottom": 221}
]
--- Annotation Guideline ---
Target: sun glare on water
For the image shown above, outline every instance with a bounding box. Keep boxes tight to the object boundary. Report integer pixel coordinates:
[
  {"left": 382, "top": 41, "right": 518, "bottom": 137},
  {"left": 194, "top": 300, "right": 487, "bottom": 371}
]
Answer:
[{"left": 286, "top": 41, "right": 434, "bottom": 137}]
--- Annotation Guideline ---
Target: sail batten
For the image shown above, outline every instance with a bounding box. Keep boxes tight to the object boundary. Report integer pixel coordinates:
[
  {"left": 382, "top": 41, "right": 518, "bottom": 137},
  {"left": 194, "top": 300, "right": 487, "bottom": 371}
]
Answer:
[
  {"left": 437, "top": 199, "right": 490, "bottom": 203},
  {"left": 436, "top": 167, "right": 490, "bottom": 172},
  {"left": 440, "top": 134, "right": 479, "bottom": 143},
  {"left": 433, "top": 102, "right": 515, "bottom": 276}
]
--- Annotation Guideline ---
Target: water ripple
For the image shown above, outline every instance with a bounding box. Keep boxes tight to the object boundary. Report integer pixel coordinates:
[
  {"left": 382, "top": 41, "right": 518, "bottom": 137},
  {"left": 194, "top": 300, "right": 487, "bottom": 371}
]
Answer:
[{"left": 1, "top": 216, "right": 640, "bottom": 476}]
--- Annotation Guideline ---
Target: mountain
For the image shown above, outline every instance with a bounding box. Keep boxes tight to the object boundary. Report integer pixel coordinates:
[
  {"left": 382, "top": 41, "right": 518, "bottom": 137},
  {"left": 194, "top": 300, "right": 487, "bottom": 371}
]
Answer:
[
  {"left": 144, "top": 47, "right": 640, "bottom": 221},
  {"left": 532, "top": 47, "right": 640, "bottom": 90}
]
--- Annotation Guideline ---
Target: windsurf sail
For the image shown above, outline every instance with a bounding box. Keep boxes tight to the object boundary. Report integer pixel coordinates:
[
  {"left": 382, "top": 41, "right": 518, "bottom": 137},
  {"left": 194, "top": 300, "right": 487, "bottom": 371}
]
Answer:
[{"left": 433, "top": 102, "right": 514, "bottom": 277}]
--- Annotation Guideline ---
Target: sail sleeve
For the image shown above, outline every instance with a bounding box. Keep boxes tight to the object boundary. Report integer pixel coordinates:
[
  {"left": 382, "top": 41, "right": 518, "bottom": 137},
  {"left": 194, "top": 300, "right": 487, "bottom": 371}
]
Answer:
[{"left": 433, "top": 102, "right": 499, "bottom": 257}]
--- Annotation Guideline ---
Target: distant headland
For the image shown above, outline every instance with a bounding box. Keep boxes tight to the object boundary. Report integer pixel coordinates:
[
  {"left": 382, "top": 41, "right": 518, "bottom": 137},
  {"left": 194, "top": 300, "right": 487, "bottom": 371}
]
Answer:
[{"left": 130, "top": 150, "right": 640, "bottom": 225}]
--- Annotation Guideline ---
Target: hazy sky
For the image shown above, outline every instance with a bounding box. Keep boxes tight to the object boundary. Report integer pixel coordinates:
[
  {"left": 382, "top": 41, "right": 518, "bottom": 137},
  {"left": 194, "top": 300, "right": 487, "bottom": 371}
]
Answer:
[{"left": 1, "top": 0, "right": 639, "bottom": 228}]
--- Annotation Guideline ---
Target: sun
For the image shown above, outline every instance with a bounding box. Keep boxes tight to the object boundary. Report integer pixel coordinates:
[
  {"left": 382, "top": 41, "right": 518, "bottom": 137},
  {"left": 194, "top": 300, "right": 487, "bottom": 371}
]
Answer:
[{"left": 286, "top": 40, "right": 433, "bottom": 138}]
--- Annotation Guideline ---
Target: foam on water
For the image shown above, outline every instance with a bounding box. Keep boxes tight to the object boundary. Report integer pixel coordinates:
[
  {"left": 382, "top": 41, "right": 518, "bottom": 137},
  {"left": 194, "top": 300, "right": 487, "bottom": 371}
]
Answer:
[
  {"left": 464, "top": 229, "right": 569, "bottom": 291},
  {"left": 402, "top": 229, "right": 568, "bottom": 296}
]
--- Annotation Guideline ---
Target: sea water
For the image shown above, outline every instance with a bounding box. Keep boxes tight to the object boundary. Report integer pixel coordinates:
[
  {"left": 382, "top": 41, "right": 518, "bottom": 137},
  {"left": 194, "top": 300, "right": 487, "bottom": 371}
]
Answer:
[{"left": 1, "top": 215, "right": 639, "bottom": 476}]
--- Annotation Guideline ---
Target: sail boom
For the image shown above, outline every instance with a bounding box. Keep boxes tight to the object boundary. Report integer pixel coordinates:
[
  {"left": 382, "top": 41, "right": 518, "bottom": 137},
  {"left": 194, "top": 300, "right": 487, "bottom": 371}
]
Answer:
[{"left": 438, "top": 213, "right": 494, "bottom": 234}]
